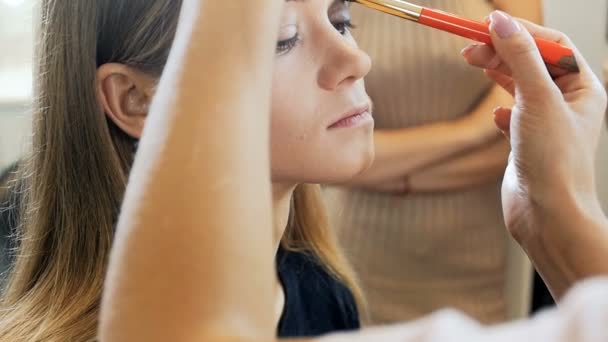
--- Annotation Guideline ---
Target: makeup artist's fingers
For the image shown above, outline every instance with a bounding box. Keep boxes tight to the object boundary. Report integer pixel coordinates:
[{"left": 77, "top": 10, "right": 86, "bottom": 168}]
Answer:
[
  {"left": 463, "top": 42, "right": 569, "bottom": 79},
  {"left": 488, "top": 11, "right": 558, "bottom": 97},
  {"left": 505, "top": 18, "right": 576, "bottom": 76},
  {"left": 547, "top": 65, "right": 571, "bottom": 78},
  {"left": 511, "top": 19, "right": 602, "bottom": 99},
  {"left": 485, "top": 69, "right": 515, "bottom": 96},
  {"left": 461, "top": 44, "right": 511, "bottom": 76},
  {"left": 515, "top": 19, "right": 571, "bottom": 48},
  {"left": 465, "top": 17, "right": 582, "bottom": 79},
  {"left": 514, "top": 19, "right": 583, "bottom": 79},
  {"left": 513, "top": 18, "right": 601, "bottom": 86}
]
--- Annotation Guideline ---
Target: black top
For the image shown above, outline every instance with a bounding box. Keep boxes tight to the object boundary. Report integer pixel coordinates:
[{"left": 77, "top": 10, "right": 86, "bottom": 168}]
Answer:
[{"left": 276, "top": 246, "right": 360, "bottom": 338}]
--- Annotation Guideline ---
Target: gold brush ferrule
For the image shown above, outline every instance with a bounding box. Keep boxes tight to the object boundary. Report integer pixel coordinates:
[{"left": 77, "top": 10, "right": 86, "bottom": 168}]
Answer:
[{"left": 352, "top": 0, "right": 423, "bottom": 22}]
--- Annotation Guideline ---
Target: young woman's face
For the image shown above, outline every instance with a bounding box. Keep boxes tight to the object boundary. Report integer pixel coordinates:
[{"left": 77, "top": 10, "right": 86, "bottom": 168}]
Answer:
[
  {"left": 101, "top": 0, "right": 373, "bottom": 185},
  {"left": 270, "top": 0, "right": 374, "bottom": 185}
]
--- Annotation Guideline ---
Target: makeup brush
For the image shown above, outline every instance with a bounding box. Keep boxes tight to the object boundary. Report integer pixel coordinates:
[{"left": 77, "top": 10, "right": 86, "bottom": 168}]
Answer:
[{"left": 352, "top": 0, "right": 579, "bottom": 72}]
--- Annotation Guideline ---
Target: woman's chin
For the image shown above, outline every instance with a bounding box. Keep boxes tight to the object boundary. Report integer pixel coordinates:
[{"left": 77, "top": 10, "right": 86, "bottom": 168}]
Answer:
[
  {"left": 350, "top": 149, "right": 375, "bottom": 176},
  {"left": 319, "top": 149, "right": 376, "bottom": 184}
]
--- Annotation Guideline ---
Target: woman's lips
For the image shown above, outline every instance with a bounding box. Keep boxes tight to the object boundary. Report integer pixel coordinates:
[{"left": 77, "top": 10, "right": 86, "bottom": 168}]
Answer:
[{"left": 328, "top": 105, "right": 373, "bottom": 129}]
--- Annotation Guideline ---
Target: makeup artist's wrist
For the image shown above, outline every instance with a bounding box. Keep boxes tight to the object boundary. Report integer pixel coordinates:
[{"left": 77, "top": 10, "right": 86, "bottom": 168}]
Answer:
[
  {"left": 513, "top": 183, "right": 607, "bottom": 251},
  {"left": 520, "top": 195, "right": 608, "bottom": 298}
]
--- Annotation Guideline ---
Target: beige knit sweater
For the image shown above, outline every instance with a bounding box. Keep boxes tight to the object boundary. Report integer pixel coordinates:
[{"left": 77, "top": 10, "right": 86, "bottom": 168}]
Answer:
[{"left": 325, "top": 0, "right": 529, "bottom": 325}]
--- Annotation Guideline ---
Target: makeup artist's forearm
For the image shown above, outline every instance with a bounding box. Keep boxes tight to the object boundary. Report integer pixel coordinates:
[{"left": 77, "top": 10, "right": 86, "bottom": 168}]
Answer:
[
  {"left": 100, "top": 1, "right": 281, "bottom": 342},
  {"left": 408, "top": 138, "right": 509, "bottom": 193}
]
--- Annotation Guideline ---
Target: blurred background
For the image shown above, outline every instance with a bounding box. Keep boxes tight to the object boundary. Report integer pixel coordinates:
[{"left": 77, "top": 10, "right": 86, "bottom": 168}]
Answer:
[
  {"left": 0, "top": 0, "right": 32, "bottom": 170},
  {"left": 1, "top": 0, "right": 607, "bottom": 205}
]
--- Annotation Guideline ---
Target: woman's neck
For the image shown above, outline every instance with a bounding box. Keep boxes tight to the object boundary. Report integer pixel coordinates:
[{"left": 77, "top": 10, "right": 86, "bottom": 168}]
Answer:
[
  {"left": 271, "top": 183, "right": 295, "bottom": 325},
  {"left": 272, "top": 183, "right": 297, "bottom": 252}
]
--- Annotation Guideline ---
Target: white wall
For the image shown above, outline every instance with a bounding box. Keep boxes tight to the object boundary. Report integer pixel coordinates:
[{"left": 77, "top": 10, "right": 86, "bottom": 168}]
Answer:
[
  {"left": 545, "top": 0, "right": 608, "bottom": 210},
  {"left": 0, "top": 0, "right": 33, "bottom": 170},
  {"left": 0, "top": 106, "right": 30, "bottom": 169}
]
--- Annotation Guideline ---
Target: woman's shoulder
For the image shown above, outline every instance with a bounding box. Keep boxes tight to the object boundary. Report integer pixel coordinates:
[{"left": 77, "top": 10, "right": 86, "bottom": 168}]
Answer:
[
  {"left": 277, "top": 246, "right": 360, "bottom": 337},
  {"left": 277, "top": 247, "right": 341, "bottom": 291}
]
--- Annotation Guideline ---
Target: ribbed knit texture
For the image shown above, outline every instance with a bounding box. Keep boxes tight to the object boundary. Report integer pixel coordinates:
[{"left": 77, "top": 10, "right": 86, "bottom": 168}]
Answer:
[{"left": 325, "top": 0, "right": 508, "bottom": 325}]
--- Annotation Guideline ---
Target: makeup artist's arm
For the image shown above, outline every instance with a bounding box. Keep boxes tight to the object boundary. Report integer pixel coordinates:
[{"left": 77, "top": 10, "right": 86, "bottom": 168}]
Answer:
[{"left": 99, "top": 1, "right": 281, "bottom": 342}]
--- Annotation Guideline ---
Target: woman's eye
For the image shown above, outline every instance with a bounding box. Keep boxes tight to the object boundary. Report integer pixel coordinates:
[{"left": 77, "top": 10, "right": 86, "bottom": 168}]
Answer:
[
  {"left": 276, "top": 34, "right": 301, "bottom": 55},
  {"left": 275, "top": 18, "right": 355, "bottom": 55},
  {"left": 333, "top": 20, "right": 355, "bottom": 35}
]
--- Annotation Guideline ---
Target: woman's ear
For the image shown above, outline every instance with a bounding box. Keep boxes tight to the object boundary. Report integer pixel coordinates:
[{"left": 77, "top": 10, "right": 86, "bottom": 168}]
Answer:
[{"left": 96, "top": 63, "right": 156, "bottom": 138}]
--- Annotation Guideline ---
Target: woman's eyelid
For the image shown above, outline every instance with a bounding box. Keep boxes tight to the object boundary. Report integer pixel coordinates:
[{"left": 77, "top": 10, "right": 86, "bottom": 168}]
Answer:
[
  {"left": 278, "top": 23, "right": 298, "bottom": 40},
  {"left": 328, "top": 0, "right": 351, "bottom": 12},
  {"left": 328, "top": 0, "right": 351, "bottom": 20},
  {"left": 329, "top": 8, "right": 352, "bottom": 24}
]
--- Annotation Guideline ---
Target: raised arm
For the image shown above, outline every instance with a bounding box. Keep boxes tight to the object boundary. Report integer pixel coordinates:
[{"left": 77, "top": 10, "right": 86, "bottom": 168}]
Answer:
[{"left": 99, "top": 1, "right": 282, "bottom": 341}]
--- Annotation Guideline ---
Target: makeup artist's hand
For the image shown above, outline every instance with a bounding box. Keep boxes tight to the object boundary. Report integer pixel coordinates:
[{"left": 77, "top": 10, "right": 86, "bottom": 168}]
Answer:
[{"left": 462, "top": 12, "right": 607, "bottom": 246}]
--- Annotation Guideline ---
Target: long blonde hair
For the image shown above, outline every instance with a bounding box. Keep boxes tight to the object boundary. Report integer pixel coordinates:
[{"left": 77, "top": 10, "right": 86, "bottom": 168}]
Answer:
[{"left": 0, "top": 1, "right": 364, "bottom": 341}]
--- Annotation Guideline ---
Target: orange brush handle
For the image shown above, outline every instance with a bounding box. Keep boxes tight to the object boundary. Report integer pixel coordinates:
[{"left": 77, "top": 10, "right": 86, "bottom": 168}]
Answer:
[{"left": 419, "top": 8, "right": 578, "bottom": 72}]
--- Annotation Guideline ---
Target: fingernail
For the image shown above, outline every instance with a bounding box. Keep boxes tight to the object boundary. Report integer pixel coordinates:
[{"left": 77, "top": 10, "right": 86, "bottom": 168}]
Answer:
[
  {"left": 489, "top": 11, "right": 521, "bottom": 39},
  {"left": 460, "top": 44, "right": 478, "bottom": 56}
]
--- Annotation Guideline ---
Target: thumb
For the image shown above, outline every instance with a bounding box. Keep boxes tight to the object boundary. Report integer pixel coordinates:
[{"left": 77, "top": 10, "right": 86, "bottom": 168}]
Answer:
[{"left": 488, "top": 11, "right": 557, "bottom": 97}]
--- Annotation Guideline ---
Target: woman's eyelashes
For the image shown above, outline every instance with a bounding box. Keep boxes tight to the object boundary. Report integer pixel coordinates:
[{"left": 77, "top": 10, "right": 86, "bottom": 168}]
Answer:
[
  {"left": 275, "top": 18, "right": 356, "bottom": 55},
  {"left": 333, "top": 19, "right": 355, "bottom": 35},
  {"left": 276, "top": 33, "right": 301, "bottom": 55}
]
